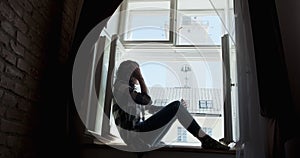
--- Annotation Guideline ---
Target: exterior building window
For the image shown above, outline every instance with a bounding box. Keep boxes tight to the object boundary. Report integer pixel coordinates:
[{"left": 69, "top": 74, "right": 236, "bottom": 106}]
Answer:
[
  {"left": 202, "top": 127, "right": 213, "bottom": 136},
  {"left": 177, "top": 127, "right": 187, "bottom": 142},
  {"left": 199, "top": 100, "right": 213, "bottom": 109}
]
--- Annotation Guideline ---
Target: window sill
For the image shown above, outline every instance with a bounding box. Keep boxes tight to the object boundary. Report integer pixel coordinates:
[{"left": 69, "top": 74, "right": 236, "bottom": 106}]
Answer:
[
  {"left": 82, "top": 142, "right": 236, "bottom": 155},
  {"left": 82, "top": 131, "right": 237, "bottom": 155}
]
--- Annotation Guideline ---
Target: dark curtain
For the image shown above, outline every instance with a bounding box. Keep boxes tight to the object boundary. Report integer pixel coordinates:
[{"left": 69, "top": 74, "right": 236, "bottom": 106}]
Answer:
[{"left": 247, "top": 0, "right": 296, "bottom": 157}]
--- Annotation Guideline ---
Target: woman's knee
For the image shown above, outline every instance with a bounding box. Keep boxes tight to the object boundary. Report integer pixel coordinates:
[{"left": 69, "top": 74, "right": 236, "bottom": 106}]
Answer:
[
  {"left": 173, "top": 100, "right": 181, "bottom": 105},
  {"left": 167, "top": 100, "right": 180, "bottom": 110}
]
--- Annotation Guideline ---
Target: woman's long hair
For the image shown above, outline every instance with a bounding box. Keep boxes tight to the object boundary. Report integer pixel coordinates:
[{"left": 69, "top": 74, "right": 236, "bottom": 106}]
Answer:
[{"left": 115, "top": 60, "right": 139, "bottom": 88}]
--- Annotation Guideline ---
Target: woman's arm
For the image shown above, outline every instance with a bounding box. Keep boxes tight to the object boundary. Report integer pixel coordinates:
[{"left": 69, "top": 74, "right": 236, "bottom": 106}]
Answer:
[
  {"left": 134, "top": 68, "right": 148, "bottom": 94},
  {"left": 131, "top": 91, "right": 152, "bottom": 105},
  {"left": 130, "top": 68, "right": 152, "bottom": 105}
]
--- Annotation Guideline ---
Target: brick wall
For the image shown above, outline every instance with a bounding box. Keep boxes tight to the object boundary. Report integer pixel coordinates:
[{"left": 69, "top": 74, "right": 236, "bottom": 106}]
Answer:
[{"left": 0, "top": 0, "right": 82, "bottom": 157}]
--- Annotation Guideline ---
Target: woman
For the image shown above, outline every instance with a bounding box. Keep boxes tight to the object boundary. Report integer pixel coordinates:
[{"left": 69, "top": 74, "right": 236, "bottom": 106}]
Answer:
[{"left": 112, "top": 60, "right": 230, "bottom": 151}]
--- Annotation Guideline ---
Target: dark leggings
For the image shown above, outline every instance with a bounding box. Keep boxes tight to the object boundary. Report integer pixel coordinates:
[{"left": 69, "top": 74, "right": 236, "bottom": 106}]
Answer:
[{"left": 135, "top": 100, "right": 201, "bottom": 137}]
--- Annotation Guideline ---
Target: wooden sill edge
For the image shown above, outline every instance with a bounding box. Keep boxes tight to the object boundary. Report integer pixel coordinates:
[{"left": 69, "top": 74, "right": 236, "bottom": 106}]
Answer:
[
  {"left": 82, "top": 130, "right": 238, "bottom": 155},
  {"left": 81, "top": 140, "right": 237, "bottom": 155}
]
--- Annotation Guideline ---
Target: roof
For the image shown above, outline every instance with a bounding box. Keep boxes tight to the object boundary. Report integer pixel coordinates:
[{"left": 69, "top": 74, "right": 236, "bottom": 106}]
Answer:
[{"left": 148, "top": 87, "right": 223, "bottom": 115}]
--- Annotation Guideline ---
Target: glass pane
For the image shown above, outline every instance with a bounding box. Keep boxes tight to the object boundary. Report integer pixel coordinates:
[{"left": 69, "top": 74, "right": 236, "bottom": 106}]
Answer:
[
  {"left": 94, "top": 37, "right": 111, "bottom": 134},
  {"left": 207, "top": 100, "right": 213, "bottom": 108},
  {"left": 124, "top": 0, "right": 170, "bottom": 41},
  {"left": 176, "top": 11, "right": 224, "bottom": 45},
  {"left": 199, "top": 100, "right": 207, "bottom": 108},
  {"left": 124, "top": 11, "right": 170, "bottom": 41},
  {"left": 209, "top": 0, "right": 236, "bottom": 44},
  {"left": 177, "top": 0, "right": 225, "bottom": 10},
  {"left": 128, "top": 0, "right": 170, "bottom": 10}
]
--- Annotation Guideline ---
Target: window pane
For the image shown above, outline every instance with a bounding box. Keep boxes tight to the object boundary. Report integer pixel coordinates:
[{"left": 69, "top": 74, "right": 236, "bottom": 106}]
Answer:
[
  {"left": 177, "top": 127, "right": 187, "bottom": 142},
  {"left": 203, "top": 127, "right": 213, "bottom": 136},
  {"left": 128, "top": 0, "right": 170, "bottom": 10},
  {"left": 199, "top": 100, "right": 207, "bottom": 108},
  {"left": 177, "top": 0, "right": 225, "bottom": 10},
  {"left": 176, "top": 11, "right": 224, "bottom": 45},
  {"left": 182, "top": 130, "right": 187, "bottom": 142},
  {"left": 207, "top": 100, "right": 213, "bottom": 108},
  {"left": 178, "top": 0, "right": 212, "bottom": 10},
  {"left": 94, "top": 37, "right": 111, "bottom": 134},
  {"left": 124, "top": 0, "right": 170, "bottom": 41}
]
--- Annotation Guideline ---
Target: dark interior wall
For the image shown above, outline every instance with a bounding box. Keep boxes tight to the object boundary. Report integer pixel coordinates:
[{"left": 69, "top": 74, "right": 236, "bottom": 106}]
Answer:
[
  {"left": 0, "top": 0, "right": 124, "bottom": 157},
  {"left": 0, "top": 0, "right": 82, "bottom": 157}
]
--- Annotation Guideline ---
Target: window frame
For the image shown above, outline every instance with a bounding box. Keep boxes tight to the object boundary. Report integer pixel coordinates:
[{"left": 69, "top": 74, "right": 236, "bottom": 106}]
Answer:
[
  {"left": 85, "top": 0, "right": 238, "bottom": 148},
  {"left": 198, "top": 100, "right": 214, "bottom": 109},
  {"left": 119, "top": 0, "right": 226, "bottom": 48},
  {"left": 119, "top": 0, "right": 175, "bottom": 44}
]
